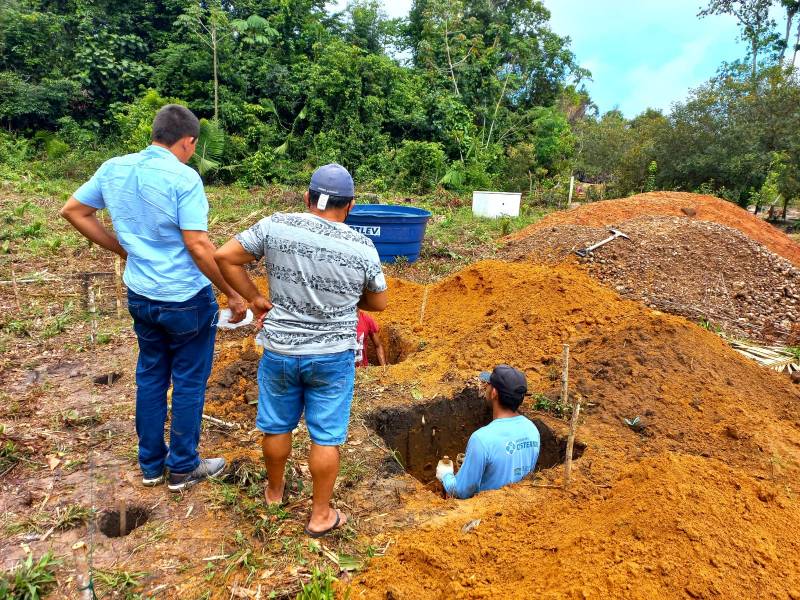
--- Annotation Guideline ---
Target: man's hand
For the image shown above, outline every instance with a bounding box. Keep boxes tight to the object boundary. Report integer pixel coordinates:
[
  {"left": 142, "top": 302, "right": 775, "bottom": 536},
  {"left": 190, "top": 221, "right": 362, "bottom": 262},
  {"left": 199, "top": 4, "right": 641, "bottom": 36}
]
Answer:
[
  {"left": 436, "top": 459, "right": 454, "bottom": 482},
  {"left": 226, "top": 293, "right": 248, "bottom": 323},
  {"left": 252, "top": 295, "right": 273, "bottom": 328}
]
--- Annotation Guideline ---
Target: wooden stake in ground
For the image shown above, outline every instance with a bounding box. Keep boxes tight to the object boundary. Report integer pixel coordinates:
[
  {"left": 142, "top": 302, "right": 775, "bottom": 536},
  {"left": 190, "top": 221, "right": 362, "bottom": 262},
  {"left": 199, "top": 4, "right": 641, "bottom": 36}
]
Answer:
[
  {"left": 419, "top": 286, "right": 430, "bottom": 325},
  {"left": 113, "top": 255, "right": 123, "bottom": 319},
  {"left": 10, "top": 262, "right": 21, "bottom": 311},
  {"left": 560, "top": 343, "right": 581, "bottom": 488},
  {"left": 560, "top": 344, "right": 569, "bottom": 406},
  {"left": 118, "top": 466, "right": 127, "bottom": 537},
  {"left": 564, "top": 395, "right": 582, "bottom": 489},
  {"left": 71, "top": 541, "right": 93, "bottom": 600},
  {"left": 87, "top": 281, "right": 97, "bottom": 344}
]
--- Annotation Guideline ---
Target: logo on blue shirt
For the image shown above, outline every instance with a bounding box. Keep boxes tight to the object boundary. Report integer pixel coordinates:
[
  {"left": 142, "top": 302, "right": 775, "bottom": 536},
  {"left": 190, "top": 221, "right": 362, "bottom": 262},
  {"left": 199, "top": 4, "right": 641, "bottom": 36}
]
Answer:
[{"left": 506, "top": 438, "right": 538, "bottom": 455}]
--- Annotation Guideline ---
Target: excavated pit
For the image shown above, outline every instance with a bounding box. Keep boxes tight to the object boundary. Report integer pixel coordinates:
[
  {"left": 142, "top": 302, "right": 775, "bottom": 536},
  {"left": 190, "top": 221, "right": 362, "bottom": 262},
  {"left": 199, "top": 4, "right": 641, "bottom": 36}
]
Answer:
[
  {"left": 367, "top": 388, "right": 585, "bottom": 484},
  {"left": 367, "top": 324, "right": 419, "bottom": 366},
  {"left": 98, "top": 504, "right": 150, "bottom": 537}
]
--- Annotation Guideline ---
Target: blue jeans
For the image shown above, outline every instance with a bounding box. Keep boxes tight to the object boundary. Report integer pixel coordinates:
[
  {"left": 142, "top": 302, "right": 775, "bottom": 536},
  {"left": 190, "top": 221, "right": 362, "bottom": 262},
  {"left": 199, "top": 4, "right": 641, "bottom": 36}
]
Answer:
[
  {"left": 127, "top": 286, "right": 218, "bottom": 476},
  {"left": 256, "top": 349, "right": 355, "bottom": 445}
]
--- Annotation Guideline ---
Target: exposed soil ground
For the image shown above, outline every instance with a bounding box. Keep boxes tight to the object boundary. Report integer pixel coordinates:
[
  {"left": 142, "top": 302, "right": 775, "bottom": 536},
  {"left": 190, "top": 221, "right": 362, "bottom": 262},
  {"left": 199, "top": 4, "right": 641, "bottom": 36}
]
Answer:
[
  {"left": 501, "top": 215, "right": 800, "bottom": 343},
  {"left": 3, "top": 188, "right": 800, "bottom": 599},
  {"left": 346, "top": 261, "right": 800, "bottom": 599},
  {"left": 204, "top": 260, "right": 800, "bottom": 598}
]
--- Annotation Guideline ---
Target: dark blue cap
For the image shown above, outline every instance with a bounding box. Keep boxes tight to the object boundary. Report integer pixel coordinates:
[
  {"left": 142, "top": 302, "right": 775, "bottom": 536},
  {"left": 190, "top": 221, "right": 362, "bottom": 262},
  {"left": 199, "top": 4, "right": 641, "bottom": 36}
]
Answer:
[
  {"left": 479, "top": 365, "right": 527, "bottom": 402},
  {"left": 309, "top": 163, "right": 354, "bottom": 198}
]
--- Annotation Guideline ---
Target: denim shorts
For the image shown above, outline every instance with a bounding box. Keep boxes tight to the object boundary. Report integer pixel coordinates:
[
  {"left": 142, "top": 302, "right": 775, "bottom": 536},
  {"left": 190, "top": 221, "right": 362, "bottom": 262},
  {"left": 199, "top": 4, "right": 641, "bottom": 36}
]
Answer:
[{"left": 256, "top": 349, "right": 356, "bottom": 445}]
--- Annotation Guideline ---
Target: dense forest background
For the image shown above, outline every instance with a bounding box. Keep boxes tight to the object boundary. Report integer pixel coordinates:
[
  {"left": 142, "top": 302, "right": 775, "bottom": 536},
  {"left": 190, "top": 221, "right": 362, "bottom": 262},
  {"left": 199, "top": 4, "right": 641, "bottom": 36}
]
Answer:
[{"left": 1, "top": 0, "right": 799, "bottom": 213}]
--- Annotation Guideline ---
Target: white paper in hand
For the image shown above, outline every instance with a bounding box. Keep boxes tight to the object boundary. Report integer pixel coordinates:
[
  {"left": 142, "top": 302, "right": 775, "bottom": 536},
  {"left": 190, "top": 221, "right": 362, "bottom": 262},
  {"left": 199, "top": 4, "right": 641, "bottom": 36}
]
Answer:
[{"left": 216, "top": 308, "right": 254, "bottom": 330}]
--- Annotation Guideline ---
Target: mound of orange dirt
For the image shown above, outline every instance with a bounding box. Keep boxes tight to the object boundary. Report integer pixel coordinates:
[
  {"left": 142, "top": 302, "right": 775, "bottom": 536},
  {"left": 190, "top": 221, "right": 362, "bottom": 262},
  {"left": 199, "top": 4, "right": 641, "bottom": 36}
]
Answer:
[
  {"left": 205, "top": 259, "right": 800, "bottom": 598},
  {"left": 352, "top": 453, "right": 800, "bottom": 599},
  {"left": 373, "top": 261, "right": 799, "bottom": 467},
  {"left": 346, "top": 260, "right": 800, "bottom": 598},
  {"left": 509, "top": 192, "right": 800, "bottom": 267}
]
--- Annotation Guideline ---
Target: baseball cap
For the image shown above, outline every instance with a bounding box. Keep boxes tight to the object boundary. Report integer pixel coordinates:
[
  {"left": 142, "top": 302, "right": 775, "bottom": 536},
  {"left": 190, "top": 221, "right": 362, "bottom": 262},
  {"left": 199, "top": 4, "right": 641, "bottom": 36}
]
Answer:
[
  {"left": 309, "top": 163, "right": 354, "bottom": 198},
  {"left": 478, "top": 365, "right": 528, "bottom": 403}
]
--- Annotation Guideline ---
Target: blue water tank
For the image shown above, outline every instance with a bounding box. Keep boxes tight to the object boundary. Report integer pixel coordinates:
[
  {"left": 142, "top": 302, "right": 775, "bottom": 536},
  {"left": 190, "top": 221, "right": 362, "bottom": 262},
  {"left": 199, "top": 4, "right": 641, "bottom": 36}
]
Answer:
[{"left": 345, "top": 204, "right": 432, "bottom": 263}]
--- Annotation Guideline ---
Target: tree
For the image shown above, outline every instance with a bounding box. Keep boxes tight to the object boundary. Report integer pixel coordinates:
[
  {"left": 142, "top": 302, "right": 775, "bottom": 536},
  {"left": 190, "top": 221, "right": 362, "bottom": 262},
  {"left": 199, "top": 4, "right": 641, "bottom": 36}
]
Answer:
[
  {"left": 176, "top": 3, "right": 273, "bottom": 121},
  {"left": 779, "top": 0, "right": 800, "bottom": 62},
  {"left": 699, "top": 0, "right": 775, "bottom": 85}
]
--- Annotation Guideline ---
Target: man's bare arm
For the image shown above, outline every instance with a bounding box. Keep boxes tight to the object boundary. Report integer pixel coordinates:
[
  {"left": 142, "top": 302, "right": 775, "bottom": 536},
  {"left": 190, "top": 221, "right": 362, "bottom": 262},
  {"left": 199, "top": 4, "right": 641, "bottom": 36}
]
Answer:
[
  {"left": 215, "top": 239, "right": 273, "bottom": 324},
  {"left": 182, "top": 230, "right": 246, "bottom": 320},
  {"left": 358, "top": 289, "right": 388, "bottom": 312},
  {"left": 369, "top": 330, "right": 387, "bottom": 366},
  {"left": 59, "top": 197, "right": 127, "bottom": 259}
]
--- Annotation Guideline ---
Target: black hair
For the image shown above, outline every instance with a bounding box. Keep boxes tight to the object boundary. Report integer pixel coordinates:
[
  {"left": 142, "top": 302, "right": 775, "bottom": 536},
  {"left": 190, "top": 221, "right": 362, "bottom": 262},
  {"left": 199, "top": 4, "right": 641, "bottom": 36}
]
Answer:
[
  {"left": 151, "top": 104, "right": 200, "bottom": 146},
  {"left": 308, "top": 189, "right": 354, "bottom": 210},
  {"left": 497, "top": 391, "right": 523, "bottom": 412}
]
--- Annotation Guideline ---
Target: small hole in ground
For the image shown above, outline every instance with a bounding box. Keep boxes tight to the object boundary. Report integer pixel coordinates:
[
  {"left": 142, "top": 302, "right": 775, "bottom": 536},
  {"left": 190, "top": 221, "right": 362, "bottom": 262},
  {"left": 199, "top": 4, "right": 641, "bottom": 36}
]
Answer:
[
  {"left": 98, "top": 505, "right": 150, "bottom": 537},
  {"left": 367, "top": 388, "right": 585, "bottom": 484},
  {"left": 367, "top": 325, "right": 418, "bottom": 365},
  {"left": 93, "top": 372, "right": 122, "bottom": 386}
]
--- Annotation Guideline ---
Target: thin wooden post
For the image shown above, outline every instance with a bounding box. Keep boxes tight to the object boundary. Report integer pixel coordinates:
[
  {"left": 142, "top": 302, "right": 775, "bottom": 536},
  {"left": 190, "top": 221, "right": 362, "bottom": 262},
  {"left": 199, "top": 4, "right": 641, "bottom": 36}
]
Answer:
[
  {"left": 419, "top": 287, "right": 430, "bottom": 325},
  {"left": 118, "top": 465, "right": 127, "bottom": 536},
  {"left": 87, "top": 282, "right": 97, "bottom": 345},
  {"left": 567, "top": 175, "right": 575, "bottom": 206},
  {"left": 71, "top": 541, "right": 93, "bottom": 600},
  {"left": 564, "top": 395, "right": 582, "bottom": 489},
  {"left": 10, "top": 262, "right": 21, "bottom": 311},
  {"left": 114, "top": 256, "right": 123, "bottom": 319},
  {"left": 560, "top": 344, "right": 569, "bottom": 406}
]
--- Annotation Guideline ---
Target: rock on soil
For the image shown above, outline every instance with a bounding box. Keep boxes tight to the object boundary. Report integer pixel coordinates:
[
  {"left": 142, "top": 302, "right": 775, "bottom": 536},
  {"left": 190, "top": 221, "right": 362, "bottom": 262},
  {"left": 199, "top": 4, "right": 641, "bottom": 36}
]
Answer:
[{"left": 501, "top": 216, "right": 800, "bottom": 344}]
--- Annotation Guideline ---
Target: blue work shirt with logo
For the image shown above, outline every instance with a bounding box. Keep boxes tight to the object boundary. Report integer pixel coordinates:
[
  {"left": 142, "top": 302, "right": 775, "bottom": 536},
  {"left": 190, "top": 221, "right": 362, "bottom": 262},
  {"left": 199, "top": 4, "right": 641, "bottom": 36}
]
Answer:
[
  {"left": 442, "top": 415, "right": 540, "bottom": 499},
  {"left": 72, "top": 145, "right": 210, "bottom": 302}
]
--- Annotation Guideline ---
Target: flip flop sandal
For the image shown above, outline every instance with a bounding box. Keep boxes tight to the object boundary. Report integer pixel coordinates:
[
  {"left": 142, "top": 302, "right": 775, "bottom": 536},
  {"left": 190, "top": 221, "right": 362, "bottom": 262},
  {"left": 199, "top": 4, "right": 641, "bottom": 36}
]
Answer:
[{"left": 304, "top": 509, "right": 347, "bottom": 539}]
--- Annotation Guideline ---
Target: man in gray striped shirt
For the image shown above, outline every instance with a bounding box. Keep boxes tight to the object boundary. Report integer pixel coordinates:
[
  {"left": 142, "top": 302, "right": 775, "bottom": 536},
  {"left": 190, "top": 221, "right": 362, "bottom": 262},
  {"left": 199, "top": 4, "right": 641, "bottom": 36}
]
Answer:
[{"left": 215, "top": 164, "right": 387, "bottom": 537}]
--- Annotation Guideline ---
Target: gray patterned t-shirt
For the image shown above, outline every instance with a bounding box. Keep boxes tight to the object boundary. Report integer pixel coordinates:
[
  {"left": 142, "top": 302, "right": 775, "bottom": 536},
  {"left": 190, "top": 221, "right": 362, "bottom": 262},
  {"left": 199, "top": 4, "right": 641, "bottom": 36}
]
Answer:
[{"left": 235, "top": 212, "right": 387, "bottom": 356}]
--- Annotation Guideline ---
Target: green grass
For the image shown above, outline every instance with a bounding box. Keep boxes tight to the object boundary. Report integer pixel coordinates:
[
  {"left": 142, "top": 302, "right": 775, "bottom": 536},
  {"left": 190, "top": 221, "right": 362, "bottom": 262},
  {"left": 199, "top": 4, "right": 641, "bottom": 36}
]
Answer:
[
  {"left": 296, "top": 568, "right": 348, "bottom": 600},
  {"left": 5, "top": 503, "right": 92, "bottom": 536},
  {"left": 338, "top": 458, "right": 368, "bottom": 487},
  {"left": 0, "top": 551, "right": 61, "bottom": 599},
  {"left": 0, "top": 440, "right": 25, "bottom": 474},
  {"left": 93, "top": 568, "right": 147, "bottom": 599}
]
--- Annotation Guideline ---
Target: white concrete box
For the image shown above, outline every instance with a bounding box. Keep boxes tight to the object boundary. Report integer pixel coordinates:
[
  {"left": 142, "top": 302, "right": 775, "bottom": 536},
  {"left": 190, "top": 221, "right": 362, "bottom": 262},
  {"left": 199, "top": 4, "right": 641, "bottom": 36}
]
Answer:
[{"left": 471, "top": 191, "right": 521, "bottom": 218}]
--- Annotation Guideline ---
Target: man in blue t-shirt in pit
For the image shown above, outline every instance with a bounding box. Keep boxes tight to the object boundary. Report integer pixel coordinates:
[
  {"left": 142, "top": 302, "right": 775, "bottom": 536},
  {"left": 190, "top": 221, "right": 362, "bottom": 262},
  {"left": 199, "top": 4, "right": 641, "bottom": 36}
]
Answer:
[
  {"left": 60, "top": 104, "right": 246, "bottom": 492},
  {"left": 437, "top": 365, "right": 540, "bottom": 499}
]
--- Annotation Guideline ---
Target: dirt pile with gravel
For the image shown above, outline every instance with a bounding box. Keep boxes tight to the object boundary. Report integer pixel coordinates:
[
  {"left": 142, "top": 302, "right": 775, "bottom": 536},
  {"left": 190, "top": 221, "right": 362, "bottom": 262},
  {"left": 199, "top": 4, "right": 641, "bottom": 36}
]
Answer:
[
  {"left": 509, "top": 191, "right": 800, "bottom": 266},
  {"left": 206, "top": 259, "right": 800, "bottom": 598},
  {"left": 500, "top": 215, "right": 800, "bottom": 343},
  {"left": 338, "top": 260, "right": 800, "bottom": 598}
]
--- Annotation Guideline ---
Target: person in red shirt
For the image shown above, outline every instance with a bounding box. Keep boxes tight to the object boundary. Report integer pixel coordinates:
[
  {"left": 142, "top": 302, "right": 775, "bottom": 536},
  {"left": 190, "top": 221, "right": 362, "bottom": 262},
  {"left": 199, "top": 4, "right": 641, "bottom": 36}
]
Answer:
[{"left": 356, "top": 310, "right": 386, "bottom": 367}]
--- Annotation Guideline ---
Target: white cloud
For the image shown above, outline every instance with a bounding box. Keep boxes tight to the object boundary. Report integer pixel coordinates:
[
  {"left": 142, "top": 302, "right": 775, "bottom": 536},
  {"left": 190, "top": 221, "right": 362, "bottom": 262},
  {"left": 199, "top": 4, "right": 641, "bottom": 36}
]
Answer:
[{"left": 621, "top": 35, "right": 718, "bottom": 114}]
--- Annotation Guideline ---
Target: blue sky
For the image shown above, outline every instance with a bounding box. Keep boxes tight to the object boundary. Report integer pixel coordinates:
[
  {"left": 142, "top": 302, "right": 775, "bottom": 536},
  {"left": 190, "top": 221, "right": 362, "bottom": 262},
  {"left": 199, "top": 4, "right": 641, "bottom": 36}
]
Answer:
[{"left": 326, "top": 1, "right": 772, "bottom": 117}]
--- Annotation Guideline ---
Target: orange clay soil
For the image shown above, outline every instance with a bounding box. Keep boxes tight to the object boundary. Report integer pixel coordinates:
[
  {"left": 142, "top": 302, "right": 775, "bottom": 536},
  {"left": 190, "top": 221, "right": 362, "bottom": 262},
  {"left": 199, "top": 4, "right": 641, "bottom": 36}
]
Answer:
[
  {"left": 507, "top": 191, "right": 800, "bottom": 267},
  {"left": 342, "top": 260, "right": 800, "bottom": 598}
]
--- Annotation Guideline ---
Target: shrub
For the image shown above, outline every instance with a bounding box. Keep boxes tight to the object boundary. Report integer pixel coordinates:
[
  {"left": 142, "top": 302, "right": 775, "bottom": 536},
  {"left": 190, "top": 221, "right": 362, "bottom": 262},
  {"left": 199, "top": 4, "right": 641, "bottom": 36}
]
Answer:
[
  {"left": 395, "top": 140, "right": 446, "bottom": 194},
  {"left": 239, "top": 149, "right": 277, "bottom": 186}
]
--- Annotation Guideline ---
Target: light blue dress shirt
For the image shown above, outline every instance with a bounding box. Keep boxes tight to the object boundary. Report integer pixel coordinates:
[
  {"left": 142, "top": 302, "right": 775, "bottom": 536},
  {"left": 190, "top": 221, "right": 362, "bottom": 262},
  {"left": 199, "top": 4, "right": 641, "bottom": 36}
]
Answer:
[
  {"left": 442, "top": 415, "right": 540, "bottom": 499},
  {"left": 73, "top": 145, "right": 210, "bottom": 302}
]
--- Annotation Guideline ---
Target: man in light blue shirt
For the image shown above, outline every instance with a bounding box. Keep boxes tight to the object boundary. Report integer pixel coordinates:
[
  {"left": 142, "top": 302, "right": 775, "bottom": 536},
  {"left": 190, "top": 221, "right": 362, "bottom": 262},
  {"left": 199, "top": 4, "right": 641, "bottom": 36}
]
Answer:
[
  {"left": 437, "top": 365, "right": 540, "bottom": 499},
  {"left": 60, "top": 104, "right": 246, "bottom": 491}
]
